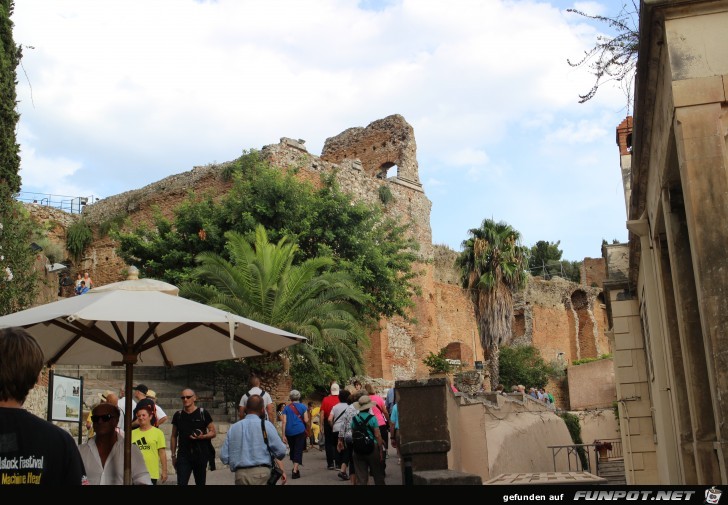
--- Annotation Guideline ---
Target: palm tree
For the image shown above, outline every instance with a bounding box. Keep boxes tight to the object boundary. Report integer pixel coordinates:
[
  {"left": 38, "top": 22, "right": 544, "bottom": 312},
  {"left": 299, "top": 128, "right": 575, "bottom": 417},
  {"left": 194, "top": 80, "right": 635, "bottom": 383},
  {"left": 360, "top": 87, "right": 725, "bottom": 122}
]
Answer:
[
  {"left": 180, "top": 224, "right": 369, "bottom": 384},
  {"left": 456, "top": 218, "right": 528, "bottom": 390}
]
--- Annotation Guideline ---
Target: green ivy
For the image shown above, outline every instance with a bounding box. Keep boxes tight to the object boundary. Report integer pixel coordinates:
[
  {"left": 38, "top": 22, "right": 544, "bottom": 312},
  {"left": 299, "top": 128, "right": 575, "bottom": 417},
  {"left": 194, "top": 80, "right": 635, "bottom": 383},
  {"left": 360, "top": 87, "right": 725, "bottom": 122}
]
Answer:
[
  {"left": 66, "top": 220, "right": 93, "bottom": 261},
  {"left": 558, "top": 411, "right": 589, "bottom": 470}
]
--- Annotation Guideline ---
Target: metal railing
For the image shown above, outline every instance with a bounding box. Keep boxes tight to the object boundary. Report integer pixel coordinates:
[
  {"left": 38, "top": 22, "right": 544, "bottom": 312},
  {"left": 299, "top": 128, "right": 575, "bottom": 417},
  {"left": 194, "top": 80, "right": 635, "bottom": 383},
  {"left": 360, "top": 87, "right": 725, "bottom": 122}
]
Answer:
[
  {"left": 548, "top": 439, "right": 624, "bottom": 477},
  {"left": 548, "top": 443, "right": 597, "bottom": 473},
  {"left": 15, "top": 191, "right": 95, "bottom": 214}
]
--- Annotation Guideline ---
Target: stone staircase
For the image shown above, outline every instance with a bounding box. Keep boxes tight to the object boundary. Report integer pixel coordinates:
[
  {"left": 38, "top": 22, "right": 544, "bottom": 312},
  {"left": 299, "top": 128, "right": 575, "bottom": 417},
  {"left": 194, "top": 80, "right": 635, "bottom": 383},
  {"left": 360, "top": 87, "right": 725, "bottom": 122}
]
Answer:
[
  {"left": 598, "top": 458, "right": 627, "bottom": 485},
  {"left": 54, "top": 364, "right": 239, "bottom": 472}
]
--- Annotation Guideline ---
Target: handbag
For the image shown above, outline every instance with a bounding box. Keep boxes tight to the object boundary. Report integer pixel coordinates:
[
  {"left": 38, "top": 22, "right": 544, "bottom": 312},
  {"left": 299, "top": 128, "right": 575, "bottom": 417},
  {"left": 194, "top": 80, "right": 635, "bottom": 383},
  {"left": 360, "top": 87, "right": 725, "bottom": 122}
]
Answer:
[
  {"left": 261, "top": 417, "right": 283, "bottom": 485},
  {"left": 290, "top": 403, "right": 310, "bottom": 438}
]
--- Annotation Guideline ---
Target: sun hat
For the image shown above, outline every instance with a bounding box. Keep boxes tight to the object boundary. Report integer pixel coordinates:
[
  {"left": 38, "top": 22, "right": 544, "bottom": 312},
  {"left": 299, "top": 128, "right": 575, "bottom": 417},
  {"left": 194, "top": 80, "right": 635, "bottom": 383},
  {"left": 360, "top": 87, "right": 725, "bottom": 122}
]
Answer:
[
  {"left": 146, "top": 389, "right": 157, "bottom": 400},
  {"left": 98, "top": 389, "right": 115, "bottom": 401},
  {"left": 355, "top": 394, "right": 375, "bottom": 411},
  {"left": 330, "top": 383, "right": 340, "bottom": 395}
]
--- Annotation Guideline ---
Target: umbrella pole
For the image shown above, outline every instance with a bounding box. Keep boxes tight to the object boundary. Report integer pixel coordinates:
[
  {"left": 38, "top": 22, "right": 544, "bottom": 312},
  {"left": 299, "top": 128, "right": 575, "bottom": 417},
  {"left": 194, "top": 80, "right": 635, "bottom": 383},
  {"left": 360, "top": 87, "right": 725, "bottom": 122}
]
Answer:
[{"left": 124, "top": 364, "right": 133, "bottom": 485}]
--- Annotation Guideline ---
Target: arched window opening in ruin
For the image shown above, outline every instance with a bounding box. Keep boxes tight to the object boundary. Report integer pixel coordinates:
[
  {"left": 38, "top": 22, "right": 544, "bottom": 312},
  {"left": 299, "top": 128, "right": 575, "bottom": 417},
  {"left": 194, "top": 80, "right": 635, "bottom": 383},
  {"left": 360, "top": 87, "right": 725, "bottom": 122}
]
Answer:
[
  {"left": 376, "top": 162, "right": 398, "bottom": 179},
  {"left": 444, "top": 342, "right": 463, "bottom": 361}
]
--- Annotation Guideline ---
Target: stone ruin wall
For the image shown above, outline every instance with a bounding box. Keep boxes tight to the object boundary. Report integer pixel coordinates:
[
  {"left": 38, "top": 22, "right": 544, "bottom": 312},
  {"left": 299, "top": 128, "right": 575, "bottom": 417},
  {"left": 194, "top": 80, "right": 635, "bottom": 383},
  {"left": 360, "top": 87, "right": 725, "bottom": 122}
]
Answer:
[{"left": 24, "top": 114, "right": 608, "bottom": 393}]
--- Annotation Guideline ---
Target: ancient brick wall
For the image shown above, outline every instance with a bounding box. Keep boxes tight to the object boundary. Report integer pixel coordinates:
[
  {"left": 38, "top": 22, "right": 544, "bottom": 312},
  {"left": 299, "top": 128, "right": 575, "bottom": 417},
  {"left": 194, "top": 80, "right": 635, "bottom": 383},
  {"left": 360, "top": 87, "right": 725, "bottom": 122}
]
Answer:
[
  {"left": 320, "top": 114, "right": 422, "bottom": 186},
  {"left": 22, "top": 115, "right": 609, "bottom": 391},
  {"left": 582, "top": 257, "right": 607, "bottom": 288}
]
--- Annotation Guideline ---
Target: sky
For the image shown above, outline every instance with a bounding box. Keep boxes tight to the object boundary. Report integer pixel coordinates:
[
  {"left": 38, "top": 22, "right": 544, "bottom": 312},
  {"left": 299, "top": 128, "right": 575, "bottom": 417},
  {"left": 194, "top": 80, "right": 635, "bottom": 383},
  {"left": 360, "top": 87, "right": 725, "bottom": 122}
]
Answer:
[{"left": 11, "top": 0, "right": 633, "bottom": 262}]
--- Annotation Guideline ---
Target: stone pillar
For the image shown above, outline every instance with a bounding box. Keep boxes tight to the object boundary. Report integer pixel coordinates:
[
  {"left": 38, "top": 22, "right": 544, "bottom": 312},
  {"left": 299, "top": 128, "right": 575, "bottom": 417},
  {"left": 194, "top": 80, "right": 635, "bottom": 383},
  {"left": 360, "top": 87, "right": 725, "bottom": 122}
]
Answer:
[
  {"left": 396, "top": 377, "right": 450, "bottom": 483},
  {"left": 674, "top": 103, "right": 728, "bottom": 482}
]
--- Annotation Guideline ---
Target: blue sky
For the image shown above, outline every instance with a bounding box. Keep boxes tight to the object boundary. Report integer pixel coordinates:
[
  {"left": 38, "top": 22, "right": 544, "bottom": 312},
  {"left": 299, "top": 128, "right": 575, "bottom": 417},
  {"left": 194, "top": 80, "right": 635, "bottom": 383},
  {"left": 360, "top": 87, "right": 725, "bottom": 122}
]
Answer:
[{"left": 11, "top": 0, "right": 632, "bottom": 261}]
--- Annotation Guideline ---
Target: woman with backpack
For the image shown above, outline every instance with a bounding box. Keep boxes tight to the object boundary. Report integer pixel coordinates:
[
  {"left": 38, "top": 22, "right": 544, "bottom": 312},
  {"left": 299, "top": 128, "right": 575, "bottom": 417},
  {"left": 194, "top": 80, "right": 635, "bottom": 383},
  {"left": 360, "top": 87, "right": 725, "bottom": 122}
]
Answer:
[{"left": 349, "top": 394, "right": 386, "bottom": 485}]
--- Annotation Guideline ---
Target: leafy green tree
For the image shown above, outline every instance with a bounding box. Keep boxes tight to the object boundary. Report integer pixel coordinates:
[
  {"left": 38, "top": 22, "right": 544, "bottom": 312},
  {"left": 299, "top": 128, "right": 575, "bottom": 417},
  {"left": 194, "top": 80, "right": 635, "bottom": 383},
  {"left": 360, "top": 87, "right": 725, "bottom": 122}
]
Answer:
[
  {"left": 527, "top": 240, "right": 581, "bottom": 283},
  {"left": 179, "top": 225, "right": 369, "bottom": 394},
  {"left": 0, "top": 193, "right": 40, "bottom": 315},
  {"left": 0, "top": 0, "right": 21, "bottom": 194},
  {"left": 114, "top": 150, "right": 421, "bottom": 321},
  {"left": 566, "top": 1, "right": 639, "bottom": 105},
  {"left": 0, "top": 1, "right": 39, "bottom": 315},
  {"left": 498, "top": 345, "right": 557, "bottom": 390},
  {"left": 456, "top": 218, "right": 528, "bottom": 389}
]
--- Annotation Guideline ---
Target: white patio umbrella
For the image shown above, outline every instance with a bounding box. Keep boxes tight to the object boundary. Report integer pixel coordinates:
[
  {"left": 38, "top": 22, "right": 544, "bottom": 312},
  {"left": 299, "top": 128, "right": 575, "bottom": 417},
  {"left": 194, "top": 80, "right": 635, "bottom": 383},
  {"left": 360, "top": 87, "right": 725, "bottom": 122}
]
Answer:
[{"left": 0, "top": 273, "right": 306, "bottom": 484}]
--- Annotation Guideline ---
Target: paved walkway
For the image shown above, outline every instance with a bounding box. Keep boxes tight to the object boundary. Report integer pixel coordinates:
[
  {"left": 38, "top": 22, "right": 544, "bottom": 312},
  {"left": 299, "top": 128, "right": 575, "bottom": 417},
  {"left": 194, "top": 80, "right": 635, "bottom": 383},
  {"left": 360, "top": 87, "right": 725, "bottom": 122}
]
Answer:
[{"left": 162, "top": 444, "right": 402, "bottom": 486}]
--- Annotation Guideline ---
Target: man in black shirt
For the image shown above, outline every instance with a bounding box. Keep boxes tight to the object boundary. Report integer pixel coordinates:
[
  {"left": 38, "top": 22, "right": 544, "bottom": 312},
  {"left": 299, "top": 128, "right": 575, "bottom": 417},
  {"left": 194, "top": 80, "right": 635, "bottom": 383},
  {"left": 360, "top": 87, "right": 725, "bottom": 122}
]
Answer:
[
  {"left": 170, "top": 388, "right": 216, "bottom": 485},
  {"left": 0, "top": 327, "right": 87, "bottom": 485}
]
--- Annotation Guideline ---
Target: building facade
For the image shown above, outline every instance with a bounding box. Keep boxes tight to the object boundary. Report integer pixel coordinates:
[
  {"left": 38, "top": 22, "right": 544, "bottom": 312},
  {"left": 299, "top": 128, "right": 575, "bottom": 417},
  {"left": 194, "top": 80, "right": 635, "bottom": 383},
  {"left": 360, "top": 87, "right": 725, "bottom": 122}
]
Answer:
[{"left": 604, "top": 0, "right": 728, "bottom": 484}]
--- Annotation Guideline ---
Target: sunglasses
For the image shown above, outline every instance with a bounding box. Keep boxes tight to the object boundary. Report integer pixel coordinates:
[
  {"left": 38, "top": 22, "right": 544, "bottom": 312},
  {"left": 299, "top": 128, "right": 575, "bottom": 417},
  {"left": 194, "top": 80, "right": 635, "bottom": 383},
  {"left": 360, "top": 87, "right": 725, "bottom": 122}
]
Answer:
[
  {"left": 180, "top": 395, "right": 194, "bottom": 400},
  {"left": 91, "top": 413, "right": 117, "bottom": 423}
]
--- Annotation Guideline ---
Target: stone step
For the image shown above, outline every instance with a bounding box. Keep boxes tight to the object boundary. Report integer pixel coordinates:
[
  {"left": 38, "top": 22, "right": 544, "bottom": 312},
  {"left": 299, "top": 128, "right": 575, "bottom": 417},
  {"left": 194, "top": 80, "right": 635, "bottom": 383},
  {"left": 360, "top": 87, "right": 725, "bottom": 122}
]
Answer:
[{"left": 598, "top": 459, "right": 626, "bottom": 485}]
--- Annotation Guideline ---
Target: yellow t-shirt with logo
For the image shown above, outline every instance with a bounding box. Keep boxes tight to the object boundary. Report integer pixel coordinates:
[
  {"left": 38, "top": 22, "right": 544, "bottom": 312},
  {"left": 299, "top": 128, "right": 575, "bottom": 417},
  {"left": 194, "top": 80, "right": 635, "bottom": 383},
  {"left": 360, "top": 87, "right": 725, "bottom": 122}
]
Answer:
[{"left": 131, "top": 426, "right": 166, "bottom": 480}]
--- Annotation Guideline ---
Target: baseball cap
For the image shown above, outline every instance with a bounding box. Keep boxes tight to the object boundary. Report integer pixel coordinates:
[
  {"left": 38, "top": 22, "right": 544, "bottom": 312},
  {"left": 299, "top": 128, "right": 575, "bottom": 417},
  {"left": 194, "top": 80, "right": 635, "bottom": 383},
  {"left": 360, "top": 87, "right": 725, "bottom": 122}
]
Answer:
[
  {"left": 330, "top": 383, "right": 340, "bottom": 395},
  {"left": 133, "top": 384, "right": 148, "bottom": 394}
]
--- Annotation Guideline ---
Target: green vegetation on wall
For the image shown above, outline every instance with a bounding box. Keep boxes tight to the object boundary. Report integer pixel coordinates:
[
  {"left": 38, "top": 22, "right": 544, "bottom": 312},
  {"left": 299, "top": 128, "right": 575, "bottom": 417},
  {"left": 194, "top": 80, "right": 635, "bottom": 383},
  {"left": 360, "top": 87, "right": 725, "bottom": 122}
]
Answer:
[
  {"left": 572, "top": 353, "right": 612, "bottom": 366},
  {"left": 558, "top": 411, "right": 589, "bottom": 470},
  {"left": 66, "top": 220, "right": 93, "bottom": 261}
]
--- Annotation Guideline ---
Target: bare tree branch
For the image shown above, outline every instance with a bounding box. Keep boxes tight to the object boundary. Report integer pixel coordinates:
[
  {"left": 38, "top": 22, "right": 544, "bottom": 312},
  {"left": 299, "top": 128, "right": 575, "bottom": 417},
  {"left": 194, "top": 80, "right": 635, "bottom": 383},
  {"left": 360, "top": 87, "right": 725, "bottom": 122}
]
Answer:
[{"left": 566, "top": 1, "right": 639, "bottom": 106}]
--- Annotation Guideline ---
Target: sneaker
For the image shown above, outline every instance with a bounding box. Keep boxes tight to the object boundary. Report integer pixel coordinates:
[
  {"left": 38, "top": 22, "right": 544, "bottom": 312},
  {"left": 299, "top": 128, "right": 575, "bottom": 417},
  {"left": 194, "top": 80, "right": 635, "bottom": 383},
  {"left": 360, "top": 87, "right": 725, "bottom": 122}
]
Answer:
[{"left": 337, "top": 471, "right": 349, "bottom": 481}]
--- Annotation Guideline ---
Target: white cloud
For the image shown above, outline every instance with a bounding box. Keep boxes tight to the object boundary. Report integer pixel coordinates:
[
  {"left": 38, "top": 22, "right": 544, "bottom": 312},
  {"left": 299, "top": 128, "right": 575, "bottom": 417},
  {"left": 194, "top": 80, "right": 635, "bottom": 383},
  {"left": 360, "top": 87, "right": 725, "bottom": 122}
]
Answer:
[{"left": 11, "top": 0, "right": 632, "bottom": 260}]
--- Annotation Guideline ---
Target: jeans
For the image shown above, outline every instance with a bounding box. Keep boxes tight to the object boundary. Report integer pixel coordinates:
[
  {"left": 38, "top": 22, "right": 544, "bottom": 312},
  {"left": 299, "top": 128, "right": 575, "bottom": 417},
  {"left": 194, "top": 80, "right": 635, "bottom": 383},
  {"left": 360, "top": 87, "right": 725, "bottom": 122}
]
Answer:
[{"left": 176, "top": 453, "right": 208, "bottom": 485}]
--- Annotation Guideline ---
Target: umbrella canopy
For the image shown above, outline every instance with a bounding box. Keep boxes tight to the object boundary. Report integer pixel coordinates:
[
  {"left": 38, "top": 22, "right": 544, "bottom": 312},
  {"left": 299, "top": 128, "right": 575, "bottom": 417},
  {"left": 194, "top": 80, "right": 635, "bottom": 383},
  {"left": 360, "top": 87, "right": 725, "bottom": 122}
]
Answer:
[{"left": 0, "top": 277, "right": 306, "bottom": 484}]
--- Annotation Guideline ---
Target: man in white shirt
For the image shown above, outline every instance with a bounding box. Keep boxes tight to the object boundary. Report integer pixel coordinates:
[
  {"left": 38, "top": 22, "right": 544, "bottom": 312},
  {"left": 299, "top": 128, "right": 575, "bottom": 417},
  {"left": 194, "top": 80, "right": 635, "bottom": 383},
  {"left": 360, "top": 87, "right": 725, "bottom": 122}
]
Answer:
[
  {"left": 78, "top": 402, "right": 151, "bottom": 485},
  {"left": 117, "top": 388, "right": 136, "bottom": 433},
  {"left": 238, "top": 376, "right": 275, "bottom": 421}
]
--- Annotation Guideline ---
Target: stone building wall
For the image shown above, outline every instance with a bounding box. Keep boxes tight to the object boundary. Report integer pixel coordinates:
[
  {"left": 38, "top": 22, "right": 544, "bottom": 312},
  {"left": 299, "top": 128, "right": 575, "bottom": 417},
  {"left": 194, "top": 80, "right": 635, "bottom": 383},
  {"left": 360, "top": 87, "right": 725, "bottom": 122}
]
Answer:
[
  {"left": 582, "top": 256, "right": 608, "bottom": 288},
  {"left": 22, "top": 115, "right": 608, "bottom": 393}
]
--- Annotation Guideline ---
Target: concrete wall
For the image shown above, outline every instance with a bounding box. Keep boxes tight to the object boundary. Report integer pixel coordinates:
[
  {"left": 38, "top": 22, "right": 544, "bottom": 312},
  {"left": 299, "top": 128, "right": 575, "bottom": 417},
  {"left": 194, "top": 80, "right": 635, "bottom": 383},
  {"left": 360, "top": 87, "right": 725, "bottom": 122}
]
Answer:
[
  {"left": 577, "top": 408, "right": 620, "bottom": 446},
  {"left": 448, "top": 391, "right": 574, "bottom": 480}
]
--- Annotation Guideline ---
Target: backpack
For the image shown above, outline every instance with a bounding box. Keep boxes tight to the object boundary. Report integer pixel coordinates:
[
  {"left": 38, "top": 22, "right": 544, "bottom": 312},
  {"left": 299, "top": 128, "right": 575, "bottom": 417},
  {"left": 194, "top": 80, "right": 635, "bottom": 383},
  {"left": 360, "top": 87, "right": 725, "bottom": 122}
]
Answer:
[{"left": 352, "top": 414, "right": 375, "bottom": 455}]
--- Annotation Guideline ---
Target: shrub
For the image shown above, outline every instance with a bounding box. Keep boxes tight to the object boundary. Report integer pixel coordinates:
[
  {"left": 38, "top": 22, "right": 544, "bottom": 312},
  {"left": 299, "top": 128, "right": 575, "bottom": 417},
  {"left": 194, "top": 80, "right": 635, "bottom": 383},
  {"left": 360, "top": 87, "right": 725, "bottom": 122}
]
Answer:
[
  {"left": 499, "top": 345, "right": 558, "bottom": 389},
  {"left": 378, "top": 185, "right": 394, "bottom": 205},
  {"left": 423, "top": 347, "right": 453, "bottom": 374},
  {"left": 66, "top": 220, "right": 94, "bottom": 261}
]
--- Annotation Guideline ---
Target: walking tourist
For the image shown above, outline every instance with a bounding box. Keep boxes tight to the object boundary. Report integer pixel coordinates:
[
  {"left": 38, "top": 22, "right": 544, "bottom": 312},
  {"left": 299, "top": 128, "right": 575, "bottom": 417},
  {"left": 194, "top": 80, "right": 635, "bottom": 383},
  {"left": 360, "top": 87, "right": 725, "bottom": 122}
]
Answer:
[
  {"left": 220, "top": 395, "right": 287, "bottom": 485},
  {"left": 170, "top": 388, "right": 216, "bottom": 485}
]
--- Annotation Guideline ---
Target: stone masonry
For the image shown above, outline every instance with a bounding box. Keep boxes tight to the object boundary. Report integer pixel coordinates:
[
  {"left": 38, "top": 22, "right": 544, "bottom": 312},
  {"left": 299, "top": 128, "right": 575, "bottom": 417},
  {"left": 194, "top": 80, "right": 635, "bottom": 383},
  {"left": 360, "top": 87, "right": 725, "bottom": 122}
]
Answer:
[{"left": 24, "top": 114, "right": 610, "bottom": 406}]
